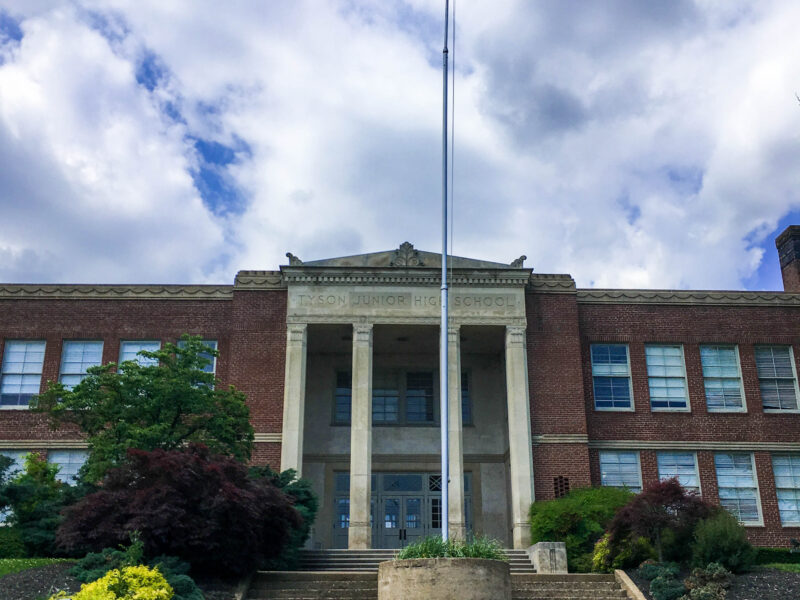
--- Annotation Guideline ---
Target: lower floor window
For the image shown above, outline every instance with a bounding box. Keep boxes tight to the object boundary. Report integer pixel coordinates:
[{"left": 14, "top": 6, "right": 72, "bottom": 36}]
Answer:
[
  {"left": 47, "top": 450, "right": 89, "bottom": 485},
  {"left": 599, "top": 451, "right": 641, "bottom": 492},
  {"left": 714, "top": 453, "right": 760, "bottom": 524},
  {"left": 657, "top": 451, "right": 700, "bottom": 494},
  {"left": 772, "top": 454, "right": 800, "bottom": 526}
]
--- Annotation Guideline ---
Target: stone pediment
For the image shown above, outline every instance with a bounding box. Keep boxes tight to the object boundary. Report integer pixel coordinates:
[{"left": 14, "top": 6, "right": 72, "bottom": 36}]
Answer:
[{"left": 286, "top": 242, "right": 527, "bottom": 270}]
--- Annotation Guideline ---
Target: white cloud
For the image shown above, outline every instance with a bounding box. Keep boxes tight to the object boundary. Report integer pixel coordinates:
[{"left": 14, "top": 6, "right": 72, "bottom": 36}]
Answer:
[{"left": 0, "top": 0, "right": 798, "bottom": 289}]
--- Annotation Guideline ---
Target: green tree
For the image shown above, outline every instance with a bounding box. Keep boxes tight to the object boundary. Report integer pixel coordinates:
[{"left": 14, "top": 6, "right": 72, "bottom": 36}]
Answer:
[{"left": 33, "top": 335, "right": 254, "bottom": 482}]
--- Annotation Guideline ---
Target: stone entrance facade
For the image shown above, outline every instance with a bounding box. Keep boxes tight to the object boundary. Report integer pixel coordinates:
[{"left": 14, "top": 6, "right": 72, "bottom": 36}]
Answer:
[{"left": 3, "top": 230, "right": 800, "bottom": 549}]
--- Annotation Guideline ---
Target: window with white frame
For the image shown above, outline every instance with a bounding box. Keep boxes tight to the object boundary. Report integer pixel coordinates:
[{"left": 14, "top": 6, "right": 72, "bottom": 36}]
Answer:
[
  {"left": 177, "top": 339, "right": 217, "bottom": 374},
  {"left": 0, "top": 450, "right": 28, "bottom": 523},
  {"left": 591, "top": 344, "right": 633, "bottom": 410},
  {"left": 47, "top": 450, "right": 89, "bottom": 485},
  {"left": 657, "top": 451, "right": 700, "bottom": 493},
  {"left": 714, "top": 453, "right": 761, "bottom": 524},
  {"left": 755, "top": 346, "right": 799, "bottom": 411},
  {"left": 700, "top": 345, "right": 745, "bottom": 412},
  {"left": 0, "top": 340, "right": 46, "bottom": 409},
  {"left": 599, "top": 451, "right": 641, "bottom": 492},
  {"left": 772, "top": 454, "right": 800, "bottom": 525},
  {"left": 645, "top": 345, "right": 689, "bottom": 410},
  {"left": 119, "top": 340, "right": 160, "bottom": 367},
  {"left": 59, "top": 341, "right": 103, "bottom": 390}
]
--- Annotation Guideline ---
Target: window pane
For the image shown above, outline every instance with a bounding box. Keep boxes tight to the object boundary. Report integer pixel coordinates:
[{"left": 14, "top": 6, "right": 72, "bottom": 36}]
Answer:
[
  {"left": 47, "top": 450, "right": 88, "bottom": 485},
  {"left": 59, "top": 341, "right": 103, "bottom": 390},
  {"left": 756, "top": 347, "right": 798, "bottom": 411},
  {"left": 599, "top": 451, "right": 641, "bottom": 492},
  {"left": 461, "top": 371, "right": 472, "bottom": 425},
  {"left": 334, "top": 371, "right": 352, "bottom": 424},
  {"left": 406, "top": 372, "right": 434, "bottom": 423},
  {"left": 119, "top": 341, "right": 160, "bottom": 367},
  {"left": 773, "top": 455, "right": 800, "bottom": 525},
  {"left": 646, "top": 345, "right": 688, "bottom": 409},
  {"left": 373, "top": 372, "right": 399, "bottom": 423},
  {"left": 714, "top": 453, "right": 760, "bottom": 523},
  {"left": 701, "top": 346, "right": 743, "bottom": 411},
  {"left": 1, "top": 341, "right": 46, "bottom": 407},
  {"left": 592, "top": 345, "right": 631, "bottom": 409},
  {"left": 657, "top": 452, "right": 699, "bottom": 493}
]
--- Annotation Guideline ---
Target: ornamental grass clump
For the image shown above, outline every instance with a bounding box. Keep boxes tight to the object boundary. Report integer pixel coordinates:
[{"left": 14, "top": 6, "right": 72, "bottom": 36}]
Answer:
[{"left": 396, "top": 536, "right": 505, "bottom": 561}]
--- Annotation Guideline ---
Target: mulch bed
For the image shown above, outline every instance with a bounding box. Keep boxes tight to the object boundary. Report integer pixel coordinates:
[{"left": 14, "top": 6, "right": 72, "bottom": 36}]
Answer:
[
  {"left": 626, "top": 566, "right": 800, "bottom": 600},
  {"left": 0, "top": 561, "right": 240, "bottom": 600}
]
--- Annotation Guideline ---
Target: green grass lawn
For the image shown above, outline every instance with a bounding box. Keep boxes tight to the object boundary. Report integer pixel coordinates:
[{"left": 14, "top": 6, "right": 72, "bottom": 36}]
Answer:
[
  {"left": 762, "top": 563, "right": 800, "bottom": 573},
  {"left": 0, "top": 558, "right": 72, "bottom": 578}
]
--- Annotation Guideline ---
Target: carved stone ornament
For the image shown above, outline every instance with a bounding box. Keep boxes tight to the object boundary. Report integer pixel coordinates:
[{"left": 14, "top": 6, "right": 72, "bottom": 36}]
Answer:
[
  {"left": 509, "top": 255, "right": 527, "bottom": 268},
  {"left": 390, "top": 242, "right": 425, "bottom": 267},
  {"left": 285, "top": 252, "right": 303, "bottom": 266}
]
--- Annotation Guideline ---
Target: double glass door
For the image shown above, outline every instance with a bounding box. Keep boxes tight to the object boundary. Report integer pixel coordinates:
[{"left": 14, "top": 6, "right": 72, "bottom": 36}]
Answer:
[{"left": 332, "top": 472, "right": 470, "bottom": 549}]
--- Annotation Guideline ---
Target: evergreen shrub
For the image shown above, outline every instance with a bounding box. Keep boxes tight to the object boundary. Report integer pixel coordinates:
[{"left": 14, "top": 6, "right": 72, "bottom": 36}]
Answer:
[{"left": 691, "top": 511, "right": 754, "bottom": 573}]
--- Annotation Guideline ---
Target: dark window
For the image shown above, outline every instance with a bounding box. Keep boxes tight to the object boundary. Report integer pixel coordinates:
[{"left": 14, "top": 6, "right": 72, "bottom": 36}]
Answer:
[
  {"left": 334, "top": 371, "right": 352, "bottom": 424},
  {"left": 373, "top": 372, "right": 400, "bottom": 423},
  {"left": 461, "top": 371, "right": 472, "bottom": 425},
  {"left": 405, "top": 372, "right": 434, "bottom": 423}
]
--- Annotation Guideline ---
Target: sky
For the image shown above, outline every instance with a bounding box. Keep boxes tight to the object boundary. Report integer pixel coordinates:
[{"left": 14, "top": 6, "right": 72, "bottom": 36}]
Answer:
[{"left": 0, "top": 1, "right": 798, "bottom": 290}]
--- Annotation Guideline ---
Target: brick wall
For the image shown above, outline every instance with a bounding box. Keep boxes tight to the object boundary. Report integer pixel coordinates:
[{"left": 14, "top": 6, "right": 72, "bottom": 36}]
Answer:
[{"left": 533, "top": 443, "right": 592, "bottom": 501}]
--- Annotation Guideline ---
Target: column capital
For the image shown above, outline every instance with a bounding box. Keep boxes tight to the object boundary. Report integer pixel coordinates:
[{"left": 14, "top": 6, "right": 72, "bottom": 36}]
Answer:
[
  {"left": 447, "top": 323, "right": 461, "bottom": 341},
  {"left": 505, "top": 325, "right": 527, "bottom": 347},
  {"left": 353, "top": 322, "right": 373, "bottom": 343},
  {"left": 286, "top": 323, "right": 308, "bottom": 344}
]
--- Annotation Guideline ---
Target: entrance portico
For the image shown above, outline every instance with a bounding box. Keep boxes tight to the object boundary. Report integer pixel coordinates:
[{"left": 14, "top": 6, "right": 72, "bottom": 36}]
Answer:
[{"left": 279, "top": 243, "right": 534, "bottom": 549}]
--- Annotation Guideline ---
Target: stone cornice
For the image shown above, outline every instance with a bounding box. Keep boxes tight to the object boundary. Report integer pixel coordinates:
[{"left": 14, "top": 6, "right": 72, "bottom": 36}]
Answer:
[
  {"left": 576, "top": 289, "right": 800, "bottom": 307},
  {"left": 0, "top": 284, "right": 232, "bottom": 300},
  {"left": 527, "top": 274, "right": 576, "bottom": 294},
  {"left": 532, "top": 434, "right": 589, "bottom": 444},
  {"left": 280, "top": 267, "right": 532, "bottom": 287},
  {"left": 589, "top": 439, "right": 800, "bottom": 452},
  {"left": 254, "top": 433, "right": 282, "bottom": 443},
  {"left": 234, "top": 271, "right": 286, "bottom": 289}
]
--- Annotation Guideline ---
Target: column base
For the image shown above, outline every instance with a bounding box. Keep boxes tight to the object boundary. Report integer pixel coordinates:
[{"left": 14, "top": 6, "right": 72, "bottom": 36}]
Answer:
[
  {"left": 348, "top": 523, "right": 371, "bottom": 549},
  {"left": 448, "top": 522, "right": 467, "bottom": 541},
  {"left": 512, "top": 522, "right": 531, "bottom": 549}
]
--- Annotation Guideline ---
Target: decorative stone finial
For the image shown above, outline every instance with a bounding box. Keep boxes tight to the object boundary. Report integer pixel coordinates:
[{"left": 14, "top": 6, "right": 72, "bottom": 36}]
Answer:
[
  {"left": 285, "top": 252, "right": 303, "bottom": 266},
  {"left": 510, "top": 255, "right": 527, "bottom": 268},
  {"left": 390, "top": 242, "right": 425, "bottom": 267}
]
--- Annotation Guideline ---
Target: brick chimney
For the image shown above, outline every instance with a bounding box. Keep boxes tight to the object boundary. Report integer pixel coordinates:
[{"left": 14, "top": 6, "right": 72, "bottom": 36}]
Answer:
[{"left": 776, "top": 225, "right": 800, "bottom": 292}]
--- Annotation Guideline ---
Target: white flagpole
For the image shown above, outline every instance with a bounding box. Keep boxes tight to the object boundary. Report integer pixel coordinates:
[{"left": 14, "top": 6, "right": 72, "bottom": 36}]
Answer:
[{"left": 440, "top": 0, "right": 450, "bottom": 543}]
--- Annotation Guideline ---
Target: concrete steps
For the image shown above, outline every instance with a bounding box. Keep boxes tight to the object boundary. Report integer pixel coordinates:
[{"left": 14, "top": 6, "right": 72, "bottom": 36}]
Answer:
[
  {"left": 247, "top": 571, "right": 631, "bottom": 600},
  {"left": 297, "top": 549, "right": 536, "bottom": 573}
]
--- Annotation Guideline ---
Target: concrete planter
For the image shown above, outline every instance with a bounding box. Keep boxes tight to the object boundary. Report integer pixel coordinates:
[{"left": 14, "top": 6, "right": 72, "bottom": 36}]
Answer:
[{"left": 378, "top": 558, "right": 511, "bottom": 600}]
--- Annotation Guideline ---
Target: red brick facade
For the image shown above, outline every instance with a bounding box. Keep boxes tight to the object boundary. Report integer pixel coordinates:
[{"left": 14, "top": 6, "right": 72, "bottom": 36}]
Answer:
[{"left": 2, "top": 229, "right": 800, "bottom": 548}]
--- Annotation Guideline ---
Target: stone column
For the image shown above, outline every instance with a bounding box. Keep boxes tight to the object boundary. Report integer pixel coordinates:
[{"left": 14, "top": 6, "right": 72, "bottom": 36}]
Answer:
[
  {"left": 447, "top": 324, "right": 466, "bottom": 540},
  {"left": 349, "top": 323, "right": 373, "bottom": 549},
  {"left": 505, "top": 325, "right": 534, "bottom": 549},
  {"left": 280, "top": 323, "right": 308, "bottom": 476}
]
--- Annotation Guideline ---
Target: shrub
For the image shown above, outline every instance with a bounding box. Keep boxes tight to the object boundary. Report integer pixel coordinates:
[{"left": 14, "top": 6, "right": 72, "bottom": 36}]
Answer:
[
  {"left": 650, "top": 574, "right": 686, "bottom": 600},
  {"left": 0, "top": 453, "right": 85, "bottom": 557},
  {"left": 529, "top": 486, "right": 633, "bottom": 572},
  {"left": 680, "top": 583, "right": 726, "bottom": 600},
  {"left": 57, "top": 446, "right": 301, "bottom": 577},
  {"left": 682, "top": 562, "right": 732, "bottom": 600},
  {"left": 691, "top": 510, "right": 755, "bottom": 573},
  {"left": 0, "top": 525, "right": 26, "bottom": 558},
  {"left": 396, "top": 536, "right": 506, "bottom": 560},
  {"left": 53, "top": 565, "right": 174, "bottom": 600},
  {"left": 250, "top": 466, "right": 318, "bottom": 570},
  {"left": 636, "top": 560, "right": 681, "bottom": 581},
  {"left": 753, "top": 547, "right": 800, "bottom": 565},
  {"left": 592, "top": 533, "right": 655, "bottom": 572},
  {"left": 608, "top": 478, "right": 713, "bottom": 564}
]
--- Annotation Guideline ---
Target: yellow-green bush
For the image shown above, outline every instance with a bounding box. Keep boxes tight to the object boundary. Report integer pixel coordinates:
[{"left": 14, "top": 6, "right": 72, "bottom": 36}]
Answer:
[{"left": 50, "top": 565, "right": 173, "bottom": 600}]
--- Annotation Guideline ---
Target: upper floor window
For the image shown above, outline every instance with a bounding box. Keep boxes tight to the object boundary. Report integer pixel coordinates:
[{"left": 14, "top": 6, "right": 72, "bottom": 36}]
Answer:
[
  {"left": 755, "top": 346, "right": 799, "bottom": 411},
  {"left": 461, "top": 371, "right": 472, "bottom": 426},
  {"left": 373, "top": 371, "right": 401, "bottom": 424},
  {"left": 119, "top": 340, "right": 160, "bottom": 367},
  {"left": 334, "top": 371, "right": 352, "bottom": 424},
  {"left": 645, "top": 345, "right": 689, "bottom": 411},
  {"left": 657, "top": 451, "right": 700, "bottom": 494},
  {"left": 591, "top": 344, "right": 632, "bottom": 410},
  {"left": 177, "top": 339, "right": 218, "bottom": 374},
  {"left": 700, "top": 345, "right": 745, "bottom": 412},
  {"left": 59, "top": 341, "right": 103, "bottom": 390},
  {"left": 772, "top": 454, "right": 800, "bottom": 526},
  {"left": 714, "top": 453, "right": 761, "bottom": 525},
  {"left": 405, "top": 372, "right": 434, "bottom": 423},
  {"left": 599, "top": 451, "right": 641, "bottom": 492},
  {"left": 0, "top": 340, "right": 46, "bottom": 409}
]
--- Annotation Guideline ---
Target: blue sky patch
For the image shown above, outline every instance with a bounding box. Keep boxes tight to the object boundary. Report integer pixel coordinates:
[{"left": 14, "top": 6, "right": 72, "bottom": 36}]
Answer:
[
  {"left": 665, "top": 165, "right": 704, "bottom": 195},
  {"left": 136, "top": 50, "right": 166, "bottom": 92},
  {"left": 744, "top": 210, "right": 800, "bottom": 291},
  {"left": 189, "top": 136, "right": 252, "bottom": 216},
  {"left": 0, "top": 11, "right": 23, "bottom": 43}
]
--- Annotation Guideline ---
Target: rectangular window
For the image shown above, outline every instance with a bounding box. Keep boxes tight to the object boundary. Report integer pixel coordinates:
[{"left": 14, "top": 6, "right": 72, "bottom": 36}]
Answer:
[
  {"left": 701, "top": 345, "right": 745, "bottom": 412},
  {"left": 599, "top": 451, "right": 641, "bottom": 492},
  {"left": 47, "top": 450, "right": 88, "bottom": 485},
  {"left": 405, "top": 372, "right": 434, "bottom": 423},
  {"left": 772, "top": 455, "right": 800, "bottom": 526},
  {"left": 591, "top": 344, "right": 633, "bottom": 410},
  {"left": 1, "top": 340, "right": 46, "bottom": 409},
  {"left": 177, "top": 339, "right": 217, "bottom": 374},
  {"left": 372, "top": 371, "right": 399, "bottom": 423},
  {"left": 756, "top": 346, "right": 799, "bottom": 411},
  {"left": 657, "top": 451, "right": 700, "bottom": 493},
  {"left": 714, "top": 453, "right": 761, "bottom": 524},
  {"left": 334, "top": 371, "right": 352, "bottom": 424},
  {"left": 59, "top": 341, "right": 103, "bottom": 390},
  {"left": 461, "top": 371, "right": 472, "bottom": 425},
  {"left": 646, "top": 345, "right": 689, "bottom": 410},
  {"left": 119, "top": 340, "right": 160, "bottom": 367}
]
